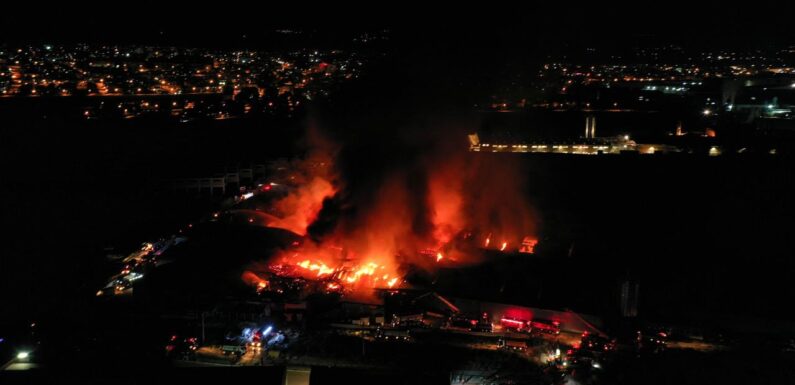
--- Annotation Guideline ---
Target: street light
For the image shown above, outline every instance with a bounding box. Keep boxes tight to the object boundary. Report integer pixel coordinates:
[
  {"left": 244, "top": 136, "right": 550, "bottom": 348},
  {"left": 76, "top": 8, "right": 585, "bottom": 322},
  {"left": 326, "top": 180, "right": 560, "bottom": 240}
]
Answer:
[{"left": 16, "top": 351, "right": 29, "bottom": 360}]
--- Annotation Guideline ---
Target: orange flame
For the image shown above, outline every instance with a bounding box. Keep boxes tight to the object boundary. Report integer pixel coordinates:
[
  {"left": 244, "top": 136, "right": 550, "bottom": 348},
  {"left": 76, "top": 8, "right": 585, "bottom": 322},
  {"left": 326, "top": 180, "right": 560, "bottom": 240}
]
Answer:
[
  {"left": 248, "top": 137, "right": 540, "bottom": 297},
  {"left": 274, "top": 247, "right": 401, "bottom": 292},
  {"left": 296, "top": 259, "right": 335, "bottom": 276},
  {"left": 241, "top": 271, "right": 269, "bottom": 292}
]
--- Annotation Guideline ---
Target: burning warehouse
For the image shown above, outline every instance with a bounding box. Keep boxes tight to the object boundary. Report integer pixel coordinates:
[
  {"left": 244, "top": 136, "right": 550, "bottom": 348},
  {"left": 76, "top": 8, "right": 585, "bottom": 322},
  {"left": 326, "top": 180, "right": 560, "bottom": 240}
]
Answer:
[{"left": 235, "top": 145, "right": 541, "bottom": 302}]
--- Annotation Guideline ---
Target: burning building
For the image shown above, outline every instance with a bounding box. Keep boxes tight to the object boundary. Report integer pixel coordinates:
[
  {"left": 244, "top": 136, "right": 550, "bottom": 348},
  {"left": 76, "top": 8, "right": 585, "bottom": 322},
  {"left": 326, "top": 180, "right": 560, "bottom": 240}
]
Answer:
[{"left": 237, "top": 120, "right": 540, "bottom": 300}]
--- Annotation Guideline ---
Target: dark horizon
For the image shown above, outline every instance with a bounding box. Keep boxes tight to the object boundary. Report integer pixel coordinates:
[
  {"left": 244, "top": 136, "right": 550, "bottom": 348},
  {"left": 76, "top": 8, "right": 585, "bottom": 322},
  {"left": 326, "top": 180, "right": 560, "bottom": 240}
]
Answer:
[{"left": 3, "top": 3, "right": 795, "bottom": 49}]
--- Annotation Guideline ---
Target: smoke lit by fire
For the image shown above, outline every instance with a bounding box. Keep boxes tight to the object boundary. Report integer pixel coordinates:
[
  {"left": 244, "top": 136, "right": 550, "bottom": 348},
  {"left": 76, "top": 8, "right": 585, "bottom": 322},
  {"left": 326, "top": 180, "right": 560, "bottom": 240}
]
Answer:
[
  {"left": 267, "top": 176, "right": 335, "bottom": 235},
  {"left": 244, "top": 117, "right": 538, "bottom": 297}
]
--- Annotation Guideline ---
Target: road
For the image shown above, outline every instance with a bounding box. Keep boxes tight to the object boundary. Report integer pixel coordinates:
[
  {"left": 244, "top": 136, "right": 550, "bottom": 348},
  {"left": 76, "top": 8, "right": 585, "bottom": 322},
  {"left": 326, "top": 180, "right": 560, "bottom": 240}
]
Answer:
[{"left": 1, "top": 357, "right": 39, "bottom": 371}]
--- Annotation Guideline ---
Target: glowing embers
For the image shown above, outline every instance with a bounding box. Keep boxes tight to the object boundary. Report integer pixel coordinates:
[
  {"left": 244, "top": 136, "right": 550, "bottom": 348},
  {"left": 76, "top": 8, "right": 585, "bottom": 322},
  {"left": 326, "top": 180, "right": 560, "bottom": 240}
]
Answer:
[{"left": 262, "top": 249, "right": 404, "bottom": 295}]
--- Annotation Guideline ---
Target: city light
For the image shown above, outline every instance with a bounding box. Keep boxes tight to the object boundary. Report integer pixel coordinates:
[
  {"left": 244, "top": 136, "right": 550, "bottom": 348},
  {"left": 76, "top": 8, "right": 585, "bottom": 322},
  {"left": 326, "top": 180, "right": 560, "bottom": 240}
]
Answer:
[
  {"left": 703, "top": 109, "right": 711, "bottom": 116},
  {"left": 17, "top": 351, "right": 29, "bottom": 360}
]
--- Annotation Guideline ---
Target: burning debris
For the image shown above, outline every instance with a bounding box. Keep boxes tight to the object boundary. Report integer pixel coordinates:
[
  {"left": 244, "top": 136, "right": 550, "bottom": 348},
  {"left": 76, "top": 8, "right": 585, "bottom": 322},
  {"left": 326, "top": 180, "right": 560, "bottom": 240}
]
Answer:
[
  {"left": 247, "top": 244, "right": 404, "bottom": 298},
  {"left": 240, "top": 121, "right": 539, "bottom": 298},
  {"left": 519, "top": 236, "right": 538, "bottom": 254}
]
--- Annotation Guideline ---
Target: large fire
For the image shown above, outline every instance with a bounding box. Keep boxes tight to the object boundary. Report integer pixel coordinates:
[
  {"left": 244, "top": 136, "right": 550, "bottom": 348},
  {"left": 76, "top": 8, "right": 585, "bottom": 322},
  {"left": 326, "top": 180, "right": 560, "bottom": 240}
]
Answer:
[
  {"left": 290, "top": 256, "right": 399, "bottom": 288},
  {"left": 243, "top": 243, "right": 403, "bottom": 299},
  {"left": 243, "top": 129, "right": 538, "bottom": 298}
]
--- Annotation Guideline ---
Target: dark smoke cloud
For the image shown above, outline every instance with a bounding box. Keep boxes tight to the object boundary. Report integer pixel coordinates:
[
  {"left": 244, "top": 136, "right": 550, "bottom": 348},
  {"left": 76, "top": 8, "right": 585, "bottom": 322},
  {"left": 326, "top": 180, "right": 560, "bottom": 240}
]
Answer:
[{"left": 303, "top": 50, "right": 538, "bottom": 265}]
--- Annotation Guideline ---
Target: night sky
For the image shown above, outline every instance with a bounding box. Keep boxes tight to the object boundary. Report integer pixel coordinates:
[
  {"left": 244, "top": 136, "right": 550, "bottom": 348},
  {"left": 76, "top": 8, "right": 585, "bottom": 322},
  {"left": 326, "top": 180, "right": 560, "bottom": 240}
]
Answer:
[{"left": 3, "top": 2, "right": 795, "bottom": 49}]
